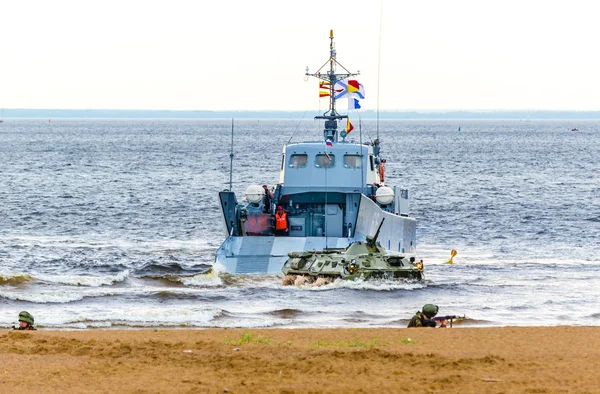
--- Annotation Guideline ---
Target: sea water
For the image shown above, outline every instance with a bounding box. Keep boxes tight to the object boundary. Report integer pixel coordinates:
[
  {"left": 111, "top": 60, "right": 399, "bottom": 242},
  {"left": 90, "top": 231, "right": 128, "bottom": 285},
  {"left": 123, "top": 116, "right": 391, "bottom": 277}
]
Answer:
[{"left": 1, "top": 119, "right": 599, "bottom": 329}]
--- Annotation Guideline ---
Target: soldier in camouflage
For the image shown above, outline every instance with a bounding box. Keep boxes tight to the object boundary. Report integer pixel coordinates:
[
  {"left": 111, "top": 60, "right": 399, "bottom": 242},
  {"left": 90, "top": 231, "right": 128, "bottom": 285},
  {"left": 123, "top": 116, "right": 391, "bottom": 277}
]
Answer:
[
  {"left": 407, "top": 304, "right": 446, "bottom": 328},
  {"left": 13, "top": 311, "right": 36, "bottom": 330}
]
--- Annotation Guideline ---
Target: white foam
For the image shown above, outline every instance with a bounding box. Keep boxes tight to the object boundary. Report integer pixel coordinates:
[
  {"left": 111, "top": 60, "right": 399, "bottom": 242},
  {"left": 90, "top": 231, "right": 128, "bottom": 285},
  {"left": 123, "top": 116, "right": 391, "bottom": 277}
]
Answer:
[
  {"left": 35, "top": 270, "right": 130, "bottom": 287},
  {"left": 48, "top": 306, "right": 223, "bottom": 328},
  {"left": 0, "top": 290, "right": 85, "bottom": 303},
  {"left": 210, "top": 261, "right": 227, "bottom": 274},
  {"left": 282, "top": 277, "right": 427, "bottom": 292},
  {"left": 0, "top": 301, "right": 290, "bottom": 329},
  {"left": 202, "top": 273, "right": 427, "bottom": 292},
  {"left": 0, "top": 286, "right": 139, "bottom": 304},
  {"left": 180, "top": 264, "right": 224, "bottom": 287},
  {"left": 327, "top": 278, "right": 427, "bottom": 291},
  {"left": 0, "top": 284, "right": 234, "bottom": 305},
  {"left": 226, "top": 274, "right": 283, "bottom": 288},
  {"left": 203, "top": 318, "right": 289, "bottom": 329}
]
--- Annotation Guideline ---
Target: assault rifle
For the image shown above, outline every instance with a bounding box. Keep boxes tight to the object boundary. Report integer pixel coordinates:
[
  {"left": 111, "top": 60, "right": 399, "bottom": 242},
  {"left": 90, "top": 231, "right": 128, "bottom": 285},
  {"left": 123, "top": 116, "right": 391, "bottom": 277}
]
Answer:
[{"left": 432, "top": 315, "right": 464, "bottom": 328}]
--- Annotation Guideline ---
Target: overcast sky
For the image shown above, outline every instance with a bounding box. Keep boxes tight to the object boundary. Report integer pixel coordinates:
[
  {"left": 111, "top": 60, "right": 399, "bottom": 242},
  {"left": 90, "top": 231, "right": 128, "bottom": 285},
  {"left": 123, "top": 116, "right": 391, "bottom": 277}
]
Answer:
[{"left": 1, "top": 0, "right": 598, "bottom": 111}]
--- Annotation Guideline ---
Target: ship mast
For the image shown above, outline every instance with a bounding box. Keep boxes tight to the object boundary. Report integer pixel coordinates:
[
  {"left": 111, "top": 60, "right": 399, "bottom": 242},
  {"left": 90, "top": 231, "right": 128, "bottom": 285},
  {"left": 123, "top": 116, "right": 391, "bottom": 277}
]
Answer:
[{"left": 306, "top": 30, "right": 359, "bottom": 143}]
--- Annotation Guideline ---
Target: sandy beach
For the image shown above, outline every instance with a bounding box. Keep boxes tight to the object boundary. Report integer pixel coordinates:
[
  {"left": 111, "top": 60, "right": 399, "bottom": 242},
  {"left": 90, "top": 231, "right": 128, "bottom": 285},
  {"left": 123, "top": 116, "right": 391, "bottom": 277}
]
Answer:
[{"left": 1, "top": 327, "right": 599, "bottom": 393}]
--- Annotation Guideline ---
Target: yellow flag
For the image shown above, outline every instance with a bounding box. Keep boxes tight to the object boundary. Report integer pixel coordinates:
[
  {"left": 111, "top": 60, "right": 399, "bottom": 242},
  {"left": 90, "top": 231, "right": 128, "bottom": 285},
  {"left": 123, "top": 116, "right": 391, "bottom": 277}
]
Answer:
[{"left": 346, "top": 117, "right": 354, "bottom": 134}]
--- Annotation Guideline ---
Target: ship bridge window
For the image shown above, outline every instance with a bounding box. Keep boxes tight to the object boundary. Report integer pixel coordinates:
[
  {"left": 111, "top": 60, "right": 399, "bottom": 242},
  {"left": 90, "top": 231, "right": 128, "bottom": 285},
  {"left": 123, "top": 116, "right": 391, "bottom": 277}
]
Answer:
[
  {"left": 315, "top": 154, "right": 335, "bottom": 168},
  {"left": 289, "top": 154, "right": 308, "bottom": 168},
  {"left": 343, "top": 154, "right": 362, "bottom": 168}
]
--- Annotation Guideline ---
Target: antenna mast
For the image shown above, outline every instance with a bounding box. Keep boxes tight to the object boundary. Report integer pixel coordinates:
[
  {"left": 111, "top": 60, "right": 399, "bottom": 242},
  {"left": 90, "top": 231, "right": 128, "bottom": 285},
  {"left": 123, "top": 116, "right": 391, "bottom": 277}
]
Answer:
[
  {"left": 305, "top": 30, "right": 359, "bottom": 143},
  {"left": 376, "top": 0, "right": 383, "bottom": 140},
  {"left": 229, "top": 118, "right": 234, "bottom": 191}
]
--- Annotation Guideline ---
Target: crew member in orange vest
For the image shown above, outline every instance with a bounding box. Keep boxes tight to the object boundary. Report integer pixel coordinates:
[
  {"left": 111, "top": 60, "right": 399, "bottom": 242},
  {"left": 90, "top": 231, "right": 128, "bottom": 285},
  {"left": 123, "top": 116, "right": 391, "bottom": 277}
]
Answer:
[{"left": 274, "top": 205, "right": 288, "bottom": 236}]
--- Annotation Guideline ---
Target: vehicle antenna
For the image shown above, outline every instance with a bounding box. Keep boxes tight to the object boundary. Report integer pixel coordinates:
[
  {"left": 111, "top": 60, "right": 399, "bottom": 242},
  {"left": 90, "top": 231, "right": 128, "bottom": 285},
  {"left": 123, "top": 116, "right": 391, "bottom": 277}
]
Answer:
[
  {"left": 229, "top": 118, "right": 234, "bottom": 191},
  {"left": 359, "top": 116, "right": 364, "bottom": 190},
  {"left": 286, "top": 108, "right": 310, "bottom": 145},
  {"left": 376, "top": 0, "right": 383, "bottom": 141}
]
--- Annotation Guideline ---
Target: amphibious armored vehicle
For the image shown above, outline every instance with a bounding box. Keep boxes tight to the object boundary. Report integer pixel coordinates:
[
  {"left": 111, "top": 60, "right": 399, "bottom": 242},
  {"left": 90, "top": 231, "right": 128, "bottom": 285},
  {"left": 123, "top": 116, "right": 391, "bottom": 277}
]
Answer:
[{"left": 282, "top": 219, "right": 423, "bottom": 285}]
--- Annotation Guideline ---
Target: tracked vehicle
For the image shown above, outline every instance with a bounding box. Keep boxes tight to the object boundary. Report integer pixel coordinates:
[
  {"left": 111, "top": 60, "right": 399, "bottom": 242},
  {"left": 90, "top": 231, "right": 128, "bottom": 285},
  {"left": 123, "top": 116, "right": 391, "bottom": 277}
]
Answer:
[{"left": 282, "top": 219, "right": 423, "bottom": 285}]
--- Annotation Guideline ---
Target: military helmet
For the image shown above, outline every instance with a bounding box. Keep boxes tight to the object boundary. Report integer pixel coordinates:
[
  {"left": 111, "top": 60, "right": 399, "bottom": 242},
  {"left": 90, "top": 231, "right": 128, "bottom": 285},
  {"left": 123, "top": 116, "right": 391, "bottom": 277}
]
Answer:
[
  {"left": 422, "top": 304, "right": 439, "bottom": 318},
  {"left": 18, "top": 311, "right": 34, "bottom": 325}
]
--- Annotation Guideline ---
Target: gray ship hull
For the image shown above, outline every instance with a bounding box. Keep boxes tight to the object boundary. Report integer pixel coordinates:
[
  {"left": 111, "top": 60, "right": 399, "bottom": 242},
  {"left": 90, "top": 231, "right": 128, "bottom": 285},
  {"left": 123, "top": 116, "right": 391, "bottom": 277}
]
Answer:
[
  {"left": 214, "top": 32, "right": 421, "bottom": 275},
  {"left": 215, "top": 195, "right": 416, "bottom": 274}
]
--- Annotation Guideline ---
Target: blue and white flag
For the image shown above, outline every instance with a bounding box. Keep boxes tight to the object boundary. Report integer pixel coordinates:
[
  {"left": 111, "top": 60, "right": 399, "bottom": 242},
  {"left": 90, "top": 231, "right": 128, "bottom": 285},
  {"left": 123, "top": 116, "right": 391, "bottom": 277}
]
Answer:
[
  {"left": 348, "top": 98, "right": 361, "bottom": 110},
  {"left": 333, "top": 79, "right": 365, "bottom": 100}
]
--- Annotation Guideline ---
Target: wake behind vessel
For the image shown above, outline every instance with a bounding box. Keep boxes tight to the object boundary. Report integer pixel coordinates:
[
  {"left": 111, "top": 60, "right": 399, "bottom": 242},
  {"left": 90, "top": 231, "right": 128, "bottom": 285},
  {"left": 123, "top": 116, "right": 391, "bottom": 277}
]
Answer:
[{"left": 215, "top": 30, "right": 420, "bottom": 275}]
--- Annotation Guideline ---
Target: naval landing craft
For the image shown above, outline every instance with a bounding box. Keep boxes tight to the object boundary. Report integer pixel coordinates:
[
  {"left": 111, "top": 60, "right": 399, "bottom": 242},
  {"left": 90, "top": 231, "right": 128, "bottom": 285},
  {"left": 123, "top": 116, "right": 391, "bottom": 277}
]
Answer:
[{"left": 216, "top": 31, "right": 421, "bottom": 275}]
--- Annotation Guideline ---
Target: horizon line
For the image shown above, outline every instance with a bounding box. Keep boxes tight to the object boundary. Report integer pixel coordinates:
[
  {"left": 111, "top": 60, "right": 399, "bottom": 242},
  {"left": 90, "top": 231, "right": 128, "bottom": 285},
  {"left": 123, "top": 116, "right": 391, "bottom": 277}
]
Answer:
[
  {"left": 3, "top": 108, "right": 600, "bottom": 112},
  {"left": 2, "top": 108, "right": 600, "bottom": 120}
]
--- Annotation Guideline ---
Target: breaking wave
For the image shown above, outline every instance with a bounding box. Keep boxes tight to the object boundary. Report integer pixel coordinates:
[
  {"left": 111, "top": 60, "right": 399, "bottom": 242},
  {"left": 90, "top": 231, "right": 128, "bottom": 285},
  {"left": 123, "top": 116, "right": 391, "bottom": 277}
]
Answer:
[
  {"left": 277, "top": 277, "right": 428, "bottom": 292},
  {"left": 179, "top": 269, "right": 224, "bottom": 287},
  {"left": 0, "top": 290, "right": 87, "bottom": 303},
  {"left": 38, "top": 308, "right": 226, "bottom": 329},
  {"left": 35, "top": 270, "right": 130, "bottom": 287},
  {"left": 0, "top": 272, "right": 33, "bottom": 285},
  {"left": 133, "top": 262, "right": 212, "bottom": 279}
]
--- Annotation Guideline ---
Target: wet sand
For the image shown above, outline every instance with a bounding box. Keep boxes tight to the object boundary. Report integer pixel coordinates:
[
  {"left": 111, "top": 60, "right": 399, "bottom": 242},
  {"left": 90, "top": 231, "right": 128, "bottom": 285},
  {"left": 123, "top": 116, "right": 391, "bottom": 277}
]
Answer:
[{"left": 1, "top": 327, "right": 599, "bottom": 393}]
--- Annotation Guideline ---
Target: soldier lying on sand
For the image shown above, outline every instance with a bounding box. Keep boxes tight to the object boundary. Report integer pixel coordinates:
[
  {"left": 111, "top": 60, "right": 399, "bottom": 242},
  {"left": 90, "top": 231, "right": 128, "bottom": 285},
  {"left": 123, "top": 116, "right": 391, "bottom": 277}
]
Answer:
[
  {"left": 13, "top": 311, "right": 36, "bottom": 330},
  {"left": 407, "top": 304, "right": 446, "bottom": 328}
]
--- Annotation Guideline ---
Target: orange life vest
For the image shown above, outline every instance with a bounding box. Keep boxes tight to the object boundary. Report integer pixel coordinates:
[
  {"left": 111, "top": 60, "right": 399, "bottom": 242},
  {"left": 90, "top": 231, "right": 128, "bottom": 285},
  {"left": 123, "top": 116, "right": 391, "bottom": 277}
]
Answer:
[{"left": 275, "top": 211, "right": 287, "bottom": 230}]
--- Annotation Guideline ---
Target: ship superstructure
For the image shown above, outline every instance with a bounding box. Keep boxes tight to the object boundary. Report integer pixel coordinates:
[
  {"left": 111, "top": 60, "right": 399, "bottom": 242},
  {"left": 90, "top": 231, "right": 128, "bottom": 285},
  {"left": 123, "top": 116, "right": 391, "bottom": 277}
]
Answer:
[{"left": 215, "top": 31, "right": 417, "bottom": 274}]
